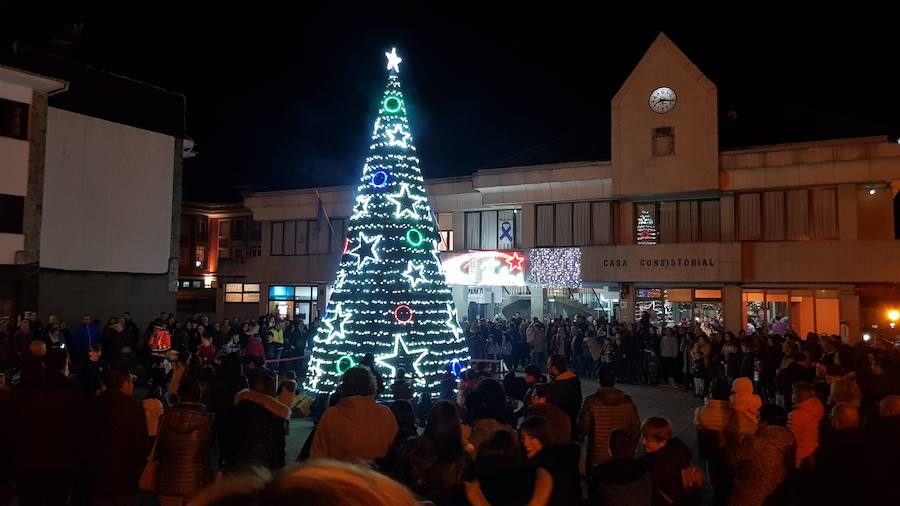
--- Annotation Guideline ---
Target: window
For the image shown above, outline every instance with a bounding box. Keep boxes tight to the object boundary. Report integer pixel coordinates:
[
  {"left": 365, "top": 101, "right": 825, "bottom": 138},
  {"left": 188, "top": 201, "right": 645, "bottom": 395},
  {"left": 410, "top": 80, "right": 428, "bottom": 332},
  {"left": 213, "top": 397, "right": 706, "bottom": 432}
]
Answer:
[
  {"left": 636, "top": 203, "right": 658, "bottom": 245},
  {"left": 465, "top": 212, "right": 481, "bottom": 249},
  {"left": 270, "top": 220, "right": 345, "bottom": 256},
  {"left": 643, "top": 200, "right": 717, "bottom": 244},
  {"left": 539, "top": 202, "right": 613, "bottom": 247},
  {"left": 194, "top": 217, "right": 208, "bottom": 242},
  {"left": 250, "top": 221, "right": 262, "bottom": 240},
  {"left": 250, "top": 246, "right": 261, "bottom": 257},
  {"left": 0, "top": 194, "right": 24, "bottom": 234},
  {"left": 0, "top": 98, "right": 28, "bottom": 140},
  {"left": 652, "top": 127, "right": 674, "bottom": 157},
  {"left": 268, "top": 285, "right": 318, "bottom": 301},
  {"left": 736, "top": 189, "right": 835, "bottom": 242},
  {"left": 438, "top": 230, "right": 454, "bottom": 251},
  {"left": 194, "top": 246, "right": 206, "bottom": 268},
  {"left": 225, "top": 283, "right": 260, "bottom": 303},
  {"left": 232, "top": 219, "right": 247, "bottom": 241}
]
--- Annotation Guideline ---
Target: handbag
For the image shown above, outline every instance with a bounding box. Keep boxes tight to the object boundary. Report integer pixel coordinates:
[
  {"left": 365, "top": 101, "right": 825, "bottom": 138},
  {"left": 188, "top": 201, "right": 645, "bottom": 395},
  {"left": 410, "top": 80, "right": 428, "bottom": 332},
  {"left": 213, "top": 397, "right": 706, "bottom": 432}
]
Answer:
[{"left": 139, "top": 414, "right": 164, "bottom": 492}]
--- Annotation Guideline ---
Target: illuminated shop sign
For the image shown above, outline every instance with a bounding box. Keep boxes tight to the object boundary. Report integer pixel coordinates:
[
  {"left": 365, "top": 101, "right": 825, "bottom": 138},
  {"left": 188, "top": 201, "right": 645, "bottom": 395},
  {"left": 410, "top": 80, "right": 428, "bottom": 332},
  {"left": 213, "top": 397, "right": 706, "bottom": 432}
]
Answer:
[{"left": 442, "top": 250, "right": 526, "bottom": 287}]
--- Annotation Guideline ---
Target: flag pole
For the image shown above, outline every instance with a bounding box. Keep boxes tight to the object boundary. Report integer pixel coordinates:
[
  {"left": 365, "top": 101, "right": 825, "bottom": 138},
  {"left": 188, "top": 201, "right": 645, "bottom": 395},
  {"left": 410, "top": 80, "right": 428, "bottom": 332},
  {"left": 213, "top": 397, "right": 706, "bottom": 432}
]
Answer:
[{"left": 315, "top": 190, "right": 337, "bottom": 246}]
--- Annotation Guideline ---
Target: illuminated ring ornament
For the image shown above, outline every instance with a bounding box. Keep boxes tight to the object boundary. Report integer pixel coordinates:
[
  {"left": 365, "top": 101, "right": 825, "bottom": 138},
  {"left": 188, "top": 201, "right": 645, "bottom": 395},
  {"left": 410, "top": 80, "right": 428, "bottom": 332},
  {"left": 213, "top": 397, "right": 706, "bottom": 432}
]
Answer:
[
  {"left": 405, "top": 228, "right": 425, "bottom": 247},
  {"left": 383, "top": 96, "right": 402, "bottom": 113},
  {"left": 394, "top": 304, "right": 413, "bottom": 324},
  {"left": 450, "top": 358, "right": 463, "bottom": 379},
  {"left": 370, "top": 169, "right": 391, "bottom": 189},
  {"left": 335, "top": 355, "right": 356, "bottom": 375}
]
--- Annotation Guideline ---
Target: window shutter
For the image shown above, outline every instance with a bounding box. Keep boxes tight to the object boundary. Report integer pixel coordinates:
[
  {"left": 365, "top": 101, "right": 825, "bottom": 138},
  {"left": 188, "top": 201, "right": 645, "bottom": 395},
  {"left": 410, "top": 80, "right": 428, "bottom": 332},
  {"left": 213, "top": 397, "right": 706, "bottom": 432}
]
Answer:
[
  {"left": 536, "top": 205, "right": 554, "bottom": 246},
  {"left": 660, "top": 202, "right": 678, "bottom": 243},
  {"left": 737, "top": 193, "right": 761, "bottom": 241},
  {"left": 786, "top": 189, "right": 809, "bottom": 240},
  {"left": 700, "top": 200, "right": 720, "bottom": 242},
  {"left": 481, "top": 211, "right": 498, "bottom": 250},
  {"left": 763, "top": 191, "right": 785, "bottom": 241},
  {"left": 466, "top": 212, "right": 481, "bottom": 249},
  {"left": 271, "top": 222, "right": 284, "bottom": 255},
  {"left": 591, "top": 202, "right": 612, "bottom": 245},
  {"left": 812, "top": 188, "right": 838, "bottom": 239}
]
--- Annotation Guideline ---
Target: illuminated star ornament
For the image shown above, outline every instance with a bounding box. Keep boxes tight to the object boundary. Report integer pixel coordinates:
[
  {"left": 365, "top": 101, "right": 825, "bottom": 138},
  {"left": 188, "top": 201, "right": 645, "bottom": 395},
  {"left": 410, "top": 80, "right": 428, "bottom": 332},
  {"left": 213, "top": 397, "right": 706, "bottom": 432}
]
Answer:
[
  {"left": 334, "top": 269, "right": 348, "bottom": 291},
  {"left": 386, "top": 124, "right": 411, "bottom": 148},
  {"left": 347, "top": 232, "right": 382, "bottom": 269},
  {"left": 321, "top": 302, "right": 353, "bottom": 343},
  {"left": 351, "top": 195, "right": 372, "bottom": 220},
  {"left": 403, "top": 260, "right": 428, "bottom": 288},
  {"left": 387, "top": 182, "right": 425, "bottom": 219},
  {"left": 376, "top": 334, "right": 428, "bottom": 386},
  {"left": 505, "top": 251, "right": 526, "bottom": 272},
  {"left": 446, "top": 302, "right": 462, "bottom": 340},
  {"left": 385, "top": 47, "right": 402, "bottom": 73}
]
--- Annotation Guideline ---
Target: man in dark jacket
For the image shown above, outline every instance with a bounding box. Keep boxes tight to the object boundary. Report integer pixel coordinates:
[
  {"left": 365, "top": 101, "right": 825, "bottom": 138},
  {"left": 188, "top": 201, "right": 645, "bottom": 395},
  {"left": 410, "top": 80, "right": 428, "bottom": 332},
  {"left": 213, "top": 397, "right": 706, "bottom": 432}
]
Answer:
[
  {"left": 224, "top": 373, "right": 290, "bottom": 471},
  {"left": 547, "top": 354, "right": 581, "bottom": 438},
  {"left": 11, "top": 349, "right": 85, "bottom": 505},
  {"left": 814, "top": 403, "right": 865, "bottom": 506},
  {"left": 579, "top": 367, "right": 641, "bottom": 468},
  {"left": 87, "top": 368, "right": 149, "bottom": 505},
  {"left": 72, "top": 314, "right": 102, "bottom": 360},
  {"left": 590, "top": 429, "right": 653, "bottom": 506}
]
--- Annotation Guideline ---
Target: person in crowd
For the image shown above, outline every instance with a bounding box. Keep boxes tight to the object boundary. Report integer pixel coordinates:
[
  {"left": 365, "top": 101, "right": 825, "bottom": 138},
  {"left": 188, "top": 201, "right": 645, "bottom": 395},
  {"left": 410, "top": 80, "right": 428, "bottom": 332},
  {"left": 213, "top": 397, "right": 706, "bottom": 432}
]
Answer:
[
  {"left": 245, "top": 331, "right": 266, "bottom": 362},
  {"left": 691, "top": 335, "right": 711, "bottom": 397},
  {"left": 278, "top": 370, "right": 298, "bottom": 410},
  {"left": 812, "top": 402, "right": 864, "bottom": 506},
  {"left": 222, "top": 331, "right": 242, "bottom": 355},
  {"left": 196, "top": 334, "right": 216, "bottom": 364},
  {"left": 11, "top": 348, "right": 85, "bottom": 505},
  {"left": 43, "top": 323, "right": 67, "bottom": 351},
  {"left": 225, "top": 373, "right": 290, "bottom": 471},
  {"left": 391, "top": 367, "right": 414, "bottom": 401},
  {"left": 729, "top": 376, "right": 761, "bottom": 437},
  {"left": 101, "top": 316, "right": 128, "bottom": 367},
  {"left": 397, "top": 400, "right": 472, "bottom": 505},
  {"left": 360, "top": 352, "right": 386, "bottom": 396},
  {"left": 579, "top": 367, "right": 641, "bottom": 468},
  {"left": 156, "top": 380, "right": 214, "bottom": 505},
  {"left": 694, "top": 379, "right": 735, "bottom": 506},
  {"left": 72, "top": 314, "right": 102, "bottom": 359},
  {"left": 639, "top": 417, "right": 701, "bottom": 506},
  {"left": 310, "top": 366, "right": 398, "bottom": 462},
  {"left": 464, "top": 430, "right": 552, "bottom": 506},
  {"left": 522, "top": 364, "right": 546, "bottom": 409},
  {"left": 777, "top": 352, "right": 816, "bottom": 411},
  {"left": 589, "top": 429, "right": 653, "bottom": 506},
  {"left": 519, "top": 415, "right": 581, "bottom": 506},
  {"left": 168, "top": 351, "right": 190, "bottom": 403},
  {"left": 729, "top": 404, "right": 796, "bottom": 506},
  {"left": 210, "top": 353, "right": 248, "bottom": 468},
  {"left": 87, "top": 368, "right": 149, "bottom": 505},
  {"left": 659, "top": 327, "right": 680, "bottom": 387},
  {"left": 526, "top": 318, "right": 548, "bottom": 370},
  {"left": 11, "top": 318, "right": 34, "bottom": 366},
  {"left": 860, "top": 352, "right": 896, "bottom": 422},
  {"left": 788, "top": 381, "right": 825, "bottom": 469},
  {"left": 466, "top": 379, "right": 517, "bottom": 451},
  {"left": 143, "top": 386, "right": 164, "bottom": 444},
  {"left": 547, "top": 354, "right": 581, "bottom": 437},
  {"left": 75, "top": 344, "right": 108, "bottom": 397},
  {"left": 526, "top": 383, "right": 571, "bottom": 443}
]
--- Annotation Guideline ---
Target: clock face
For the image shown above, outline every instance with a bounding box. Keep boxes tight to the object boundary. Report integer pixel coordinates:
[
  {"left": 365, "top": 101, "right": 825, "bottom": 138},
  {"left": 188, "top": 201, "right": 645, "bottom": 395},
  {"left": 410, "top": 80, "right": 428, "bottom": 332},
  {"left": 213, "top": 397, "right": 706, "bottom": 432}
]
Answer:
[{"left": 649, "top": 87, "right": 677, "bottom": 114}]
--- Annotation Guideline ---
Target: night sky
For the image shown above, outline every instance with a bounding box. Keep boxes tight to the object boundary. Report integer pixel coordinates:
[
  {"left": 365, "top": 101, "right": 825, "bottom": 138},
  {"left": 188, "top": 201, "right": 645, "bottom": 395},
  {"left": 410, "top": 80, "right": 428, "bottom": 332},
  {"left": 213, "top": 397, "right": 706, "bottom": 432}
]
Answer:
[{"left": 5, "top": 13, "right": 900, "bottom": 202}]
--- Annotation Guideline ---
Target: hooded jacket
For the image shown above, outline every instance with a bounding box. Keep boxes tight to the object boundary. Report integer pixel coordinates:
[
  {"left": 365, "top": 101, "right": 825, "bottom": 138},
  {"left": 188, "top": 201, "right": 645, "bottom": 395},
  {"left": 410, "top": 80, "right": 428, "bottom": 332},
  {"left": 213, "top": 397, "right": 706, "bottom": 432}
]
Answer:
[
  {"left": 729, "top": 377, "right": 762, "bottom": 436},
  {"left": 788, "top": 396, "right": 825, "bottom": 468},
  {"left": 549, "top": 370, "right": 582, "bottom": 436},
  {"left": 578, "top": 387, "right": 641, "bottom": 466},
  {"left": 526, "top": 323, "right": 547, "bottom": 353},
  {"left": 310, "top": 395, "right": 398, "bottom": 462},
  {"left": 225, "top": 390, "right": 290, "bottom": 470},
  {"left": 156, "top": 403, "right": 214, "bottom": 497}
]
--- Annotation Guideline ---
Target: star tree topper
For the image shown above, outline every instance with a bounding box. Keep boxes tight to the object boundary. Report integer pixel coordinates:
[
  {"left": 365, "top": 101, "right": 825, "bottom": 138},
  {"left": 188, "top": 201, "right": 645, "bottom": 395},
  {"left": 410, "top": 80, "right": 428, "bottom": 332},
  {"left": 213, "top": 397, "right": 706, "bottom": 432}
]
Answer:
[{"left": 385, "top": 47, "right": 402, "bottom": 73}]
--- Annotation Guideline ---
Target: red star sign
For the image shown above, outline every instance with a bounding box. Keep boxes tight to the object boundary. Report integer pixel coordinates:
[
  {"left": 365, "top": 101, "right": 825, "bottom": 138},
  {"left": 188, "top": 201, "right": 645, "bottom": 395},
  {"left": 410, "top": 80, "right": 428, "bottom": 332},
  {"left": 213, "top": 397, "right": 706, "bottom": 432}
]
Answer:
[{"left": 505, "top": 251, "right": 525, "bottom": 272}]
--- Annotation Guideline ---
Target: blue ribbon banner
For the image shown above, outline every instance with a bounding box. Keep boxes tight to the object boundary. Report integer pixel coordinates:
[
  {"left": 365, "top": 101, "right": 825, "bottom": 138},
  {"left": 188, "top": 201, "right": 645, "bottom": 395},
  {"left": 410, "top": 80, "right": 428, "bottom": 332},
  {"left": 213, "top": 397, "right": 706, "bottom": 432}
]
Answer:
[{"left": 499, "top": 221, "right": 513, "bottom": 242}]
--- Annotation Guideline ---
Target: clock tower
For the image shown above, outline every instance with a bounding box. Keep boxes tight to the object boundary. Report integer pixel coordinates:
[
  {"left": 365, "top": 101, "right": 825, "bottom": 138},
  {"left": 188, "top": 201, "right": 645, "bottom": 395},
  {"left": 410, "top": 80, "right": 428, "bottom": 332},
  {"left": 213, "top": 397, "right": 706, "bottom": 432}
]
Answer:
[{"left": 611, "top": 33, "right": 719, "bottom": 196}]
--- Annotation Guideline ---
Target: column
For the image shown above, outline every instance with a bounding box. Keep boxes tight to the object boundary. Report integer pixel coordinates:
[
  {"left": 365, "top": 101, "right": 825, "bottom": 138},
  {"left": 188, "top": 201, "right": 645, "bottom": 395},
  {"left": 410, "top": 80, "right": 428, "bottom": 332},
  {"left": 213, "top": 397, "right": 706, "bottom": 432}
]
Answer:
[
  {"left": 839, "top": 286, "right": 860, "bottom": 344},
  {"left": 722, "top": 284, "right": 743, "bottom": 335},
  {"left": 452, "top": 285, "right": 468, "bottom": 324},
  {"left": 530, "top": 286, "right": 544, "bottom": 320},
  {"left": 619, "top": 285, "right": 635, "bottom": 323}
]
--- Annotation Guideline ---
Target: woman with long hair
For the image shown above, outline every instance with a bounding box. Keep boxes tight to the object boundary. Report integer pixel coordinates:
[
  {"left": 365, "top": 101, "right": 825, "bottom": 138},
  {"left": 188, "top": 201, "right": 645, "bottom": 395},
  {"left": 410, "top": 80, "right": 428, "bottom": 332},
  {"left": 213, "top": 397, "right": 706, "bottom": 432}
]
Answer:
[{"left": 397, "top": 400, "right": 472, "bottom": 505}]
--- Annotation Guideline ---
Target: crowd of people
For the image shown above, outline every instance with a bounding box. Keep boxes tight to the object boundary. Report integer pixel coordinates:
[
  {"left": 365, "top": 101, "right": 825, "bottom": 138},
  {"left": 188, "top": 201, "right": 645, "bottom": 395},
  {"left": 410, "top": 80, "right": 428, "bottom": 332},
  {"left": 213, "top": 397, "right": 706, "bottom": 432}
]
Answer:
[{"left": 2, "top": 308, "right": 900, "bottom": 505}]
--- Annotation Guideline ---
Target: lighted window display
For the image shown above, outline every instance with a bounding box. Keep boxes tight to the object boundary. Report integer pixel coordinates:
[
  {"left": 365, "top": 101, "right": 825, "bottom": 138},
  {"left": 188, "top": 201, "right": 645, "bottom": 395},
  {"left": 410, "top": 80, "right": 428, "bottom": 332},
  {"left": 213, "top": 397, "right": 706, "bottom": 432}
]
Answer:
[
  {"left": 225, "top": 283, "right": 260, "bottom": 303},
  {"left": 743, "top": 289, "right": 838, "bottom": 337},
  {"left": 442, "top": 250, "right": 526, "bottom": 287},
  {"left": 636, "top": 204, "right": 658, "bottom": 245},
  {"left": 635, "top": 288, "right": 723, "bottom": 327}
]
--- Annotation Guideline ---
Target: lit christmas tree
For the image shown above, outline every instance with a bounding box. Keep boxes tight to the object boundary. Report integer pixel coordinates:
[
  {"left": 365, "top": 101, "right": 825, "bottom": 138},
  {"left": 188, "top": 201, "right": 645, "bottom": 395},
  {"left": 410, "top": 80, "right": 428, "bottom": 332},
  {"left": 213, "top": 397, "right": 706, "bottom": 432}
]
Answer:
[
  {"left": 636, "top": 208, "right": 658, "bottom": 245},
  {"left": 303, "top": 48, "right": 468, "bottom": 398}
]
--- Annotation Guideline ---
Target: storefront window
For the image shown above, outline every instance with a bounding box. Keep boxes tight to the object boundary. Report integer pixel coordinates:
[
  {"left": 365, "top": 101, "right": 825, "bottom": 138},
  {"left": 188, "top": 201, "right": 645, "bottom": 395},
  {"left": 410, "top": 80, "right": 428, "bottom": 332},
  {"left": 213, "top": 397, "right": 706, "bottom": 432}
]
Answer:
[
  {"left": 225, "top": 283, "right": 259, "bottom": 303},
  {"left": 743, "top": 289, "right": 839, "bottom": 337},
  {"left": 635, "top": 288, "right": 723, "bottom": 327}
]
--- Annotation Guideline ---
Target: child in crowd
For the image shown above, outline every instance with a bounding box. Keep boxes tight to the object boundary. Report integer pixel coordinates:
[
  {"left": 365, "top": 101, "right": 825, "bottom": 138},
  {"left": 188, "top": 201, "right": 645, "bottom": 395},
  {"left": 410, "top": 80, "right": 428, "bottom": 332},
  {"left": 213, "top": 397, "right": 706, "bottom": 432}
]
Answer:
[
  {"left": 143, "top": 386, "right": 164, "bottom": 443},
  {"left": 729, "top": 377, "right": 762, "bottom": 436}
]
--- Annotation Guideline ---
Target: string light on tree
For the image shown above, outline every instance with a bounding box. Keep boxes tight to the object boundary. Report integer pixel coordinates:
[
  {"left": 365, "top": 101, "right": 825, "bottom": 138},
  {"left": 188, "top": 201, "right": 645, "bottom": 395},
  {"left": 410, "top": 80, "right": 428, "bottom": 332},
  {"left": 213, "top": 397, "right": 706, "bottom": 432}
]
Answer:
[
  {"left": 302, "top": 47, "right": 469, "bottom": 398},
  {"left": 527, "top": 248, "right": 582, "bottom": 288}
]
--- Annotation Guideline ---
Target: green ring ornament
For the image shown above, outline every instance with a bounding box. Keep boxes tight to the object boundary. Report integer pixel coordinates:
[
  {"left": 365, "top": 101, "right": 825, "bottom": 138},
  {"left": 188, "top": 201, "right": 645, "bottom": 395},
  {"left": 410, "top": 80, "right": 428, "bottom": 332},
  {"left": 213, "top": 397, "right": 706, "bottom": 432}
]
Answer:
[
  {"left": 405, "top": 228, "right": 425, "bottom": 247},
  {"left": 383, "top": 96, "right": 402, "bottom": 113},
  {"left": 335, "top": 355, "right": 356, "bottom": 375}
]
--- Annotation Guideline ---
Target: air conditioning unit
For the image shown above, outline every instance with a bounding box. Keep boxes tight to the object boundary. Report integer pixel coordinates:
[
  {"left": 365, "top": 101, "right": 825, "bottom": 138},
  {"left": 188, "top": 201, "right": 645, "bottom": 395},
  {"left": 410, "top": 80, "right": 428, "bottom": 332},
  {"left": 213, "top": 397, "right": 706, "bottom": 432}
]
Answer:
[{"left": 14, "top": 251, "right": 25, "bottom": 265}]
